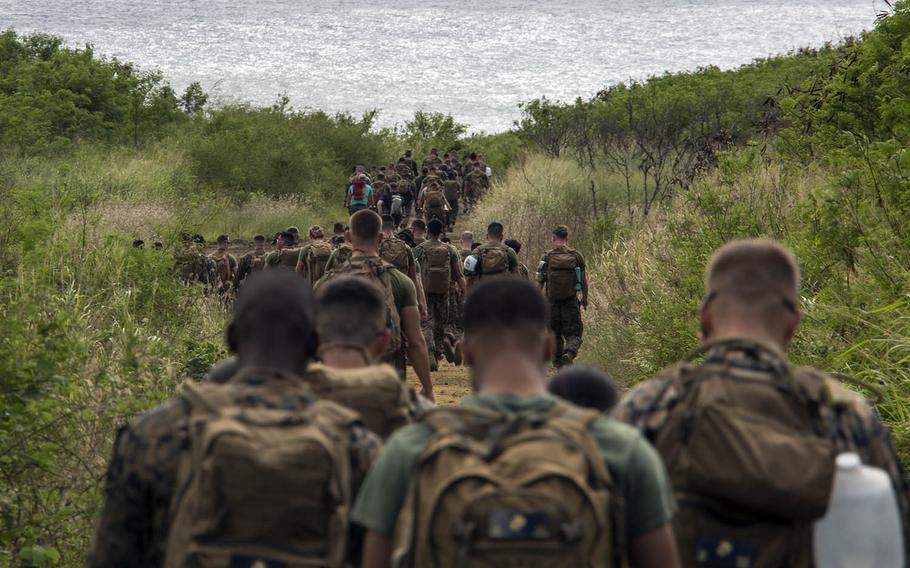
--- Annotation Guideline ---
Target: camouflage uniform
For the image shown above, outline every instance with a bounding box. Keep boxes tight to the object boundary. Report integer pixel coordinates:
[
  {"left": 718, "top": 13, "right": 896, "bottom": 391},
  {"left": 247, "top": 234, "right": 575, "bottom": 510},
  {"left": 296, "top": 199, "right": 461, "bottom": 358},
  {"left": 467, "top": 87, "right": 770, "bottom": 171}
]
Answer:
[
  {"left": 325, "top": 243, "right": 354, "bottom": 272},
  {"left": 413, "top": 240, "right": 459, "bottom": 360},
  {"left": 537, "top": 246, "right": 586, "bottom": 364},
  {"left": 88, "top": 368, "right": 382, "bottom": 568},
  {"left": 175, "top": 246, "right": 217, "bottom": 290},
  {"left": 233, "top": 250, "right": 267, "bottom": 289},
  {"left": 613, "top": 340, "right": 910, "bottom": 564}
]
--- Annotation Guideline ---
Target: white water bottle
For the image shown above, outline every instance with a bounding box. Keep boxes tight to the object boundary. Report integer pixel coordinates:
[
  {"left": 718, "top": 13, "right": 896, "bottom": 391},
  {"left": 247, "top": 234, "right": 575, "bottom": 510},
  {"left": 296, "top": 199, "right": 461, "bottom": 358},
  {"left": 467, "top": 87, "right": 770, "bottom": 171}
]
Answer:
[{"left": 814, "top": 452, "right": 904, "bottom": 567}]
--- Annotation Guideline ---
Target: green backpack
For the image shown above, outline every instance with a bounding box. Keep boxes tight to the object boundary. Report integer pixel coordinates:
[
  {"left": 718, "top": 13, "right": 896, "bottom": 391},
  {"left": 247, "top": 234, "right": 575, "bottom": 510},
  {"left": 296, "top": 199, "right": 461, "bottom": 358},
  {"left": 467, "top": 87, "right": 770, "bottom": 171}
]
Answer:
[
  {"left": 307, "top": 240, "right": 333, "bottom": 285},
  {"left": 393, "top": 403, "right": 624, "bottom": 568},
  {"left": 380, "top": 236, "right": 412, "bottom": 273},
  {"left": 423, "top": 242, "right": 452, "bottom": 296},
  {"left": 476, "top": 244, "right": 510, "bottom": 279},
  {"left": 328, "top": 258, "right": 403, "bottom": 357},
  {"left": 164, "top": 374, "right": 360, "bottom": 568},
  {"left": 546, "top": 248, "right": 579, "bottom": 300}
]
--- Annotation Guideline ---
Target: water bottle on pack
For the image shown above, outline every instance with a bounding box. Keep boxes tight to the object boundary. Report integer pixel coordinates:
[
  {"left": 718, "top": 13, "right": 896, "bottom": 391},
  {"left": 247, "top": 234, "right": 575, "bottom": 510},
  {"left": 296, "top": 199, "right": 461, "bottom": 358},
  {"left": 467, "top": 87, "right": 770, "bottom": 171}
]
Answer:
[{"left": 814, "top": 452, "right": 904, "bottom": 568}]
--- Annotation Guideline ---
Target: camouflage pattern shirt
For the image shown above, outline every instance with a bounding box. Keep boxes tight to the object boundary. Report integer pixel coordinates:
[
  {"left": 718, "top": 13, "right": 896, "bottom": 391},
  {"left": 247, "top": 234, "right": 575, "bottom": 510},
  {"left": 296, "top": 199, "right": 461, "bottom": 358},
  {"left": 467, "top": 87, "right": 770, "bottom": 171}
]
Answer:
[
  {"left": 88, "top": 368, "right": 382, "bottom": 568},
  {"left": 612, "top": 339, "right": 910, "bottom": 556}
]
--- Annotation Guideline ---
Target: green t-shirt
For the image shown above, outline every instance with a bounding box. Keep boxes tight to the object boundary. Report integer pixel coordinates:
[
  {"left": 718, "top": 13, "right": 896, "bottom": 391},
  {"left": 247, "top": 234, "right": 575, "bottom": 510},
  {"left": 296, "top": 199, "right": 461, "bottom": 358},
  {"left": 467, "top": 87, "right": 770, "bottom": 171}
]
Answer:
[{"left": 352, "top": 393, "right": 676, "bottom": 542}]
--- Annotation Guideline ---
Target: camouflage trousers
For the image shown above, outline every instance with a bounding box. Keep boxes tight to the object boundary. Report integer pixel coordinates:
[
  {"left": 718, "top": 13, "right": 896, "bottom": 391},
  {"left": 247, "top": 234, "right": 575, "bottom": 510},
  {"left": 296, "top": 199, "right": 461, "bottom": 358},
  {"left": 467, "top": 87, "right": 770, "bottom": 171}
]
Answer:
[
  {"left": 422, "top": 292, "right": 450, "bottom": 356},
  {"left": 550, "top": 297, "right": 583, "bottom": 363},
  {"left": 446, "top": 199, "right": 459, "bottom": 228}
]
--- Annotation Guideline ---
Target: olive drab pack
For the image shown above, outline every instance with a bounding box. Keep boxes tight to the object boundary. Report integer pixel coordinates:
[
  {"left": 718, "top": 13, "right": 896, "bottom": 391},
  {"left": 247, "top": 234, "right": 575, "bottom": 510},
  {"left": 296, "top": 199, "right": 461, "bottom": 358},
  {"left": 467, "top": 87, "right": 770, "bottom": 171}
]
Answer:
[
  {"left": 423, "top": 241, "right": 452, "bottom": 296},
  {"left": 307, "top": 241, "right": 333, "bottom": 285},
  {"left": 250, "top": 253, "right": 265, "bottom": 272},
  {"left": 305, "top": 362, "right": 415, "bottom": 439},
  {"left": 164, "top": 376, "right": 359, "bottom": 568},
  {"left": 443, "top": 179, "right": 460, "bottom": 202},
  {"left": 476, "top": 244, "right": 510, "bottom": 279},
  {"left": 396, "top": 163, "right": 413, "bottom": 180},
  {"left": 328, "top": 258, "right": 403, "bottom": 357},
  {"left": 654, "top": 341, "right": 838, "bottom": 567},
  {"left": 210, "top": 250, "right": 233, "bottom": 288},
  {"left": 546, "top": 247, "right": 580, "bottom": 300},
  {"left": 426, "top": 187, "right": 446, "bottom": 210},
  {"left": 380, "top": 236, "right": 411, "bottom": 273},
  {"left": 279, "top": 248, "right": 300, "bottom": 270},
  {"left": 392, "top": 402, "right": 624, "bottom": 568}
]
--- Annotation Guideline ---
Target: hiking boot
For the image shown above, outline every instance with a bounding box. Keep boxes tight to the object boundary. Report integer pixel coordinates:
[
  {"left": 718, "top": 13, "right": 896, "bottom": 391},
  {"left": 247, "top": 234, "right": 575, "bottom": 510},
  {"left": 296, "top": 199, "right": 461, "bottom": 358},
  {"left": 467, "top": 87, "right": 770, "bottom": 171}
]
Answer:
[
  {"left": 442, "top": 337, "right": 456, "bottom": 364},
  {"left": 559, "top": 351, "right": 576, "bottom": 367}
]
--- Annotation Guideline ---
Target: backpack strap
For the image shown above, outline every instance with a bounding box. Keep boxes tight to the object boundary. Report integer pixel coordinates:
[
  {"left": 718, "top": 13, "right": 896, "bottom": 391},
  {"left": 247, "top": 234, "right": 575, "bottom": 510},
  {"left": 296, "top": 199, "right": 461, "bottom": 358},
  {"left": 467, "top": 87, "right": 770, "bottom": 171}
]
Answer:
[{"left": 546, "top": 402, "right": 613, "bottom": 485}]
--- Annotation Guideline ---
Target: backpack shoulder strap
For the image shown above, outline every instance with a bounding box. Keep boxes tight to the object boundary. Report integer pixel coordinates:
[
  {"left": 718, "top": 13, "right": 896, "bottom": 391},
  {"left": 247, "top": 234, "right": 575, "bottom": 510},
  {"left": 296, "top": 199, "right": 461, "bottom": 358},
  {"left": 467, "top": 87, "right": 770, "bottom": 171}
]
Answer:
[{"left": 546, "top": 401, "right": 613, "bottom": 484}]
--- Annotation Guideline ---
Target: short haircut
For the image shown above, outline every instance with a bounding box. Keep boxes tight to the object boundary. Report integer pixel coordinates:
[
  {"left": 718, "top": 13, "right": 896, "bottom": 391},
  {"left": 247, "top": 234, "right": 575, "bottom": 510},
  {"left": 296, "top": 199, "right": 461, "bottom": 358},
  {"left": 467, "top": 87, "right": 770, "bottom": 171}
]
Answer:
[
  {"left": 333, "top": 223, "right": 345, "bottom": 233},
  {"left": 316, "top": 276, "right": 387, "bottom": 346},
  {"left": 548, "top": 365, "right": 618, "bottom": 413},
  {"left": 279, "top": 231, "right": 296, "bottom": 243},
  {"left": 381, "top": 214, "right": 396, "bottom": 230},
  {"left": 504, "top": 239, "right": 522, "bottom": 254},
  {"left": 553, "top": 225, "right": 569, "bottom": 239},
  {"left": 705, "top": 239, "right": 800, "bottom": 316},
  {"left": 461, "top": 231, "right": 474, "bottom": 242},
  {"left": 230, "top": 271, "right": 316, "bottom": 358},
  {"left": 411, "top": 219, "right": 426, "bottom": 232},
  {"left": 350, "top": 209, "right": 382, "bottom": 241},
  {"left": 253, "top": 235, "right": 266, "bottom": 242},
  {"left": 430, "top": 148, "right": 438, "bottom": 154},
  {"left": 216, "top": 234, "right": 229, "bottom": 244},
  {"left": 427, "top": 218, "right": 444, "bottom": 236},
  {"left": 464, "top": 277, "right": 548, "bottom": 335},
  {"left": 308, "top": 225, "right": 324, "bottom": 239},
  {"left": 487, "top": 222, "right": 504, "bottom": 239}
]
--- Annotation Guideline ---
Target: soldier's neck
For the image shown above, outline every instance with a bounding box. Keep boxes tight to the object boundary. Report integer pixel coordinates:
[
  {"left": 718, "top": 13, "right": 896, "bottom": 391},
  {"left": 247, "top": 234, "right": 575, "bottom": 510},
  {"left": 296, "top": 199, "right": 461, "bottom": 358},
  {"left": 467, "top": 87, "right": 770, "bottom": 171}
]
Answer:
[
  {"left": 320, "top": 347, "right": 370, "bottom": 370},
  {"left": 706, "top": 326, "right": 789, "bottom": 354}
]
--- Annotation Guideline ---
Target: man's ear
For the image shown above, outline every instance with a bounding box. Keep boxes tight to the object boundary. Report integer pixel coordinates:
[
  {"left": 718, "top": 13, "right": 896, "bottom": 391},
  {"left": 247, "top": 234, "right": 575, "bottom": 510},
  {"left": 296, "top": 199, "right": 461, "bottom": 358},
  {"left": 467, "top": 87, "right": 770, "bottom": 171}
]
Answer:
[
  {"left": 227, "top": 323, "right": 239, "bottom": 354},
  {"left": 698, "top": 303, "right": 712, "bottom": 343},
  {"left": 373, "top": 329, "right": 391, "bottom": 358},
  {"left": 784, "top": 308, "right": 803, "bottom": 344}
]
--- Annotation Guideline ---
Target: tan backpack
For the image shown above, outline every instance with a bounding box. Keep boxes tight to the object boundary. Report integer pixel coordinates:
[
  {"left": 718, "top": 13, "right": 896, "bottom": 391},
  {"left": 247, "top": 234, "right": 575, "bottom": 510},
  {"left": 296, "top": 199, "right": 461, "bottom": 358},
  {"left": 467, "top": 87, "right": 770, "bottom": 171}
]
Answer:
[
  {"left": 305, "top": 362, "right": 415, "bottom": 439},
  {"left": 209, "top": 250, "right": 233, "bottom": 287},
  {"left": 546, "top": 247, "right": 580, "bottom": 300},
  {"left": 393, "top": 402, "right": 624, "bottom": 568},
  {"left": 164, "top": 376, "right": 360, "bottom": 568},
  {"left": 278, "top": 247, "right": 300, "bottom": 270},
  {"left": 426, "top": 187, "right": 446, "bottom": 210},
  {"left": 307, "top": 240, "right": 333, "bottom": 285},
  {"left": 654, "top": 341, "right": 838, "bottom": 567},
  {"left": 477, "top": 244, "right": 510, "bottom": 279},
  {"left": 328, "top": 257, "right": 403, "bottom": 357},
  {"left": 423, "top": 241, "right": 452, "bottom": 296},
  {"left": 250, "top": 252, "right": 265, "bottom": 272},
  {"left": 380, "top": 236, "right": 411, "bottom": 273},
  {"left": 443, "top": 179, "right": 460, "bottom": 202}
]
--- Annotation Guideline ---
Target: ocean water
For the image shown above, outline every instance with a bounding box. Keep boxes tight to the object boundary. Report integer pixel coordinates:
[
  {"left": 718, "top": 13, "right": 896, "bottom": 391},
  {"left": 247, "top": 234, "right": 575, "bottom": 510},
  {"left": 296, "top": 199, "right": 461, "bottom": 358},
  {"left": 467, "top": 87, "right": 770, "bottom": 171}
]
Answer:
[{"left": 1, "top": 0, "right": 879, "bottom": 132}]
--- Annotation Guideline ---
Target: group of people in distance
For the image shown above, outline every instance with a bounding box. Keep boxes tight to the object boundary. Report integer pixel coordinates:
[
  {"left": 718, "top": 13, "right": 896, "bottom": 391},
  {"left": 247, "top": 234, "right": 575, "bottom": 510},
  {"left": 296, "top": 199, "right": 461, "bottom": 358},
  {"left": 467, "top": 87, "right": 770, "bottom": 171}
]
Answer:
[
  {"left": 99, "top": 172, "right": 909, "bottom": 566},
  {"left": 344, "top": 149, "right": 490, "bottom": 230}
]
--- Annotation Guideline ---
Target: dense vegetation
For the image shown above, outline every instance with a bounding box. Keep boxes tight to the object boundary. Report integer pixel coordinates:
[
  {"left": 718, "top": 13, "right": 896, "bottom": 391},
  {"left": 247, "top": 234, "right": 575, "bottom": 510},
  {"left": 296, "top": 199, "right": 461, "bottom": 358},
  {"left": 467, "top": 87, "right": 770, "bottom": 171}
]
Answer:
[{"left": 2, "top": 2, "right": 909, "bottom": 564}]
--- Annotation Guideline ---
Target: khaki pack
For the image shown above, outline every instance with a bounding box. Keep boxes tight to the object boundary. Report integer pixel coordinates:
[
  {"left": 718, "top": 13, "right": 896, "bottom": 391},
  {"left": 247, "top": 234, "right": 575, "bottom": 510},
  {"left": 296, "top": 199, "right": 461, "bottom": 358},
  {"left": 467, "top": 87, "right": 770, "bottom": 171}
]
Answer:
[
  {"left": 396, "top": 163, "right": 413, "bottom": 180},
  {"left": 164, "top": 376, "right": 359, "bottom": 568},
  {"left": 393, "top": 402, "right": 624, "bottom": 568},
  {"left": 250, "top": 252, "right": 265, "bottom": 272},
  {"left": 380, "top": 236, "right": 411, "bottom": 273},
  {"left": 476, "top": 244, "right": 510, "bottom": 278},
  {"left": 278, "top": 248, "right": 300, "bottom": 270},
  {"left": 305, "top": 362, "right": 415, "bottom": 439},
  {"left": 654, "top": 341, "right": 838, "bottom": 567},
  {"left": 307, "top": 240, "right": 333, "bottom": 285},
  {"left": 546, "top": 247, "right": 579, "bottom": 300},
  {"left": 443, "top": 179, "right": 460, "bottom": 202},
  {"left": 328, "top": 257, "right": 403, "bottom": 357},
  {"left": 209, "top": 250, "right": 233, "bottom": 288},
  {"left": 426, "top": 188, "right": 446, "bottom": 210},
  {"left": 423, "top": 241, "right": 452, "bottom": 296}
]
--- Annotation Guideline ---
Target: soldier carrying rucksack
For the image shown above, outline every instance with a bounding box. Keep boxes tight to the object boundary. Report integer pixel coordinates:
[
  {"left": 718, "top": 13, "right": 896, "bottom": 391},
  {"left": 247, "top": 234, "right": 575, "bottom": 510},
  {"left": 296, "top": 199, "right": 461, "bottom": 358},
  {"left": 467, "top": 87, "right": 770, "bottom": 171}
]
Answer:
[
  {"left": 413, "top": 219, "right": 467, "bottom": 372},
  {"left": 613, "top": 240, "right": 909, "bottom": 568},
  {"left": 463, "top": 222, "right": 520, "bottom": 291},
  {"left": 537, "top": 225, "right": 588, "bottom": 367},
  {"left": 352, "top": 278, "right": 681, "bottom": 568},
  {"left": 295, "top": 225, "right": 333, "bottom": 287},
  {"left": 89, "top": 271, "right": 382, "bottom": 568},
  {"left": 316, "top": 210, "right": 434, "bottom": 403},
  {"left": 233, "top": 234, "right": 268, "bottom": 290},
  {"left": 208, "top": 234, "right": 238, "bottom": 295},
  {"left": 265, "top": 231, "right": 303, "bottom": 272},
  {"left": 420, "top": 181, "right": 449, "bottom": 225}
]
